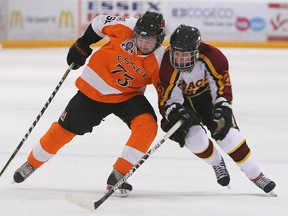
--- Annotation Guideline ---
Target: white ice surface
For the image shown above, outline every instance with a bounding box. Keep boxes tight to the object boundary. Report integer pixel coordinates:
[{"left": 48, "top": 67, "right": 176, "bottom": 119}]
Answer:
[{"left": 0, "top": 47, "right": 287, "bottom": 215}]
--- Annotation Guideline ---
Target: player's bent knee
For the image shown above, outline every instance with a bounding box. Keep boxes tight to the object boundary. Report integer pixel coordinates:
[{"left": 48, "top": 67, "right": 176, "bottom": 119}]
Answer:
[
  {"left": 40, "top": 122, "right": 76, "bottom": 154},
  {"left": 132, "top": 113, "right": 158, "bottom": 139},
  {"left": 129, "top": 113, "right": 158, "bottom": 152}
]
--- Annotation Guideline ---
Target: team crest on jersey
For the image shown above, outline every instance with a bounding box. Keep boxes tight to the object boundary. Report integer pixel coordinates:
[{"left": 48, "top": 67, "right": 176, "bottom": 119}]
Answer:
[
  {"left": 120, "top": 39, "right": 135, "bottom": 54},
  {"left": 178, "top": 79, "right": 206, "bottom": 95}
]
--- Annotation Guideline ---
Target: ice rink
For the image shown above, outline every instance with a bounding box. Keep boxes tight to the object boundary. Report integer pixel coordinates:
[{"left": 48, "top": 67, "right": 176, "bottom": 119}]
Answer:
[{"left": 0, "top": 47, "right": 287, "bottom": 215}]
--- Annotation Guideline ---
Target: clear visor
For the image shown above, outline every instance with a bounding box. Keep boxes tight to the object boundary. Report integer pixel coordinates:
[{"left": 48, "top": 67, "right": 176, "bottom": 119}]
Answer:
[{"left": 169, "top": 49, "right": 199, "bottom": 72}]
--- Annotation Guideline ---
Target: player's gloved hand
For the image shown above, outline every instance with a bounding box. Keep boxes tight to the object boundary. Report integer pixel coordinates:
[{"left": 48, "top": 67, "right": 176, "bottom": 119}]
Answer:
[
  {"left": 161, "top": 118, "right": 188, "bottom": 148},
  {"left": 162, "top": 103, "right": 194, "bottom": 147},
  {"left": 67, "top": 37, "right": 92, "bottom": 70},
  {"left": 211, "top": 101, "right": 233, "bottom": 141},
  {"left": 165, "top": 103, "right": 193, "bottom": 127}
]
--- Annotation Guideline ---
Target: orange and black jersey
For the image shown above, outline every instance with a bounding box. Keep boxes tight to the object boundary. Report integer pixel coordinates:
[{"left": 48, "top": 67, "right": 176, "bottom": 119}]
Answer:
[
  {"left": 157, "top": 42, "right": 233, "bottom": 115},
  {"left": 76, "top": 15, "right": 165, "bottom": 103}
]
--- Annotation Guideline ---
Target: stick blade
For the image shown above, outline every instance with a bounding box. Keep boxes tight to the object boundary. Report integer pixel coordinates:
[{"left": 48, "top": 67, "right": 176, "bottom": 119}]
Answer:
[
  {"left": 93, "top": 190, "right": 114, "bottom": 210},
  {"left": 65, "top": 193, "right": 95, "bottom": 211}
]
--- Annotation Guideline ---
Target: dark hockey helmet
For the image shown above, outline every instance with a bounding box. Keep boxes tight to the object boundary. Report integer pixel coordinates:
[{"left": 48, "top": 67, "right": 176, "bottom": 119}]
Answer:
[
  {"left": 170, "top": 24, "right": 201, "bottom": 72},
  {"left": 134, "top": 11, "right": 166, "bottom": 53}
]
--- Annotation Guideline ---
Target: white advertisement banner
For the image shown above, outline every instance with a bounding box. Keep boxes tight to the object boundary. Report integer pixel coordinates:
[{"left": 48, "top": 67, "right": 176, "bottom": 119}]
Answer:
[
  {"left": 79, "top": 0, "right": 167, "bottom": 34},
  {"left": 8, "top": 0, "right": 78, "bottom": 40},
  {"left": 267, "top": 3, "right": 288, "bottom": 41},
  {"left": 0, "top": 0, "right": 8, "bottom": 40},
  {"left": 1, "top": 0, "right": 288, "bottom": 44},
  {"left": 167, "top": 2, "right": 268, "bottom": 41}
]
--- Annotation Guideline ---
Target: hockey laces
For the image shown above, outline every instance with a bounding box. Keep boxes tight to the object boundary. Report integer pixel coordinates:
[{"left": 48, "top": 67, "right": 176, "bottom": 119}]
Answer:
[
  {"left": 253, "top": 174, "right": 271, "bottom": 189},
  {"left": 213, "top": 160, "right": 228, "bottom": 180}
]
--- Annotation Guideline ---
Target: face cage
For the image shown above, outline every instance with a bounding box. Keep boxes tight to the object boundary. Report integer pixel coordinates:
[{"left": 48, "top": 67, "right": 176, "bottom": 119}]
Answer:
[
  {"left": 134, "top": 32, "right": 163, "bottom": 54},
  {"left": 169, "top": 49, "right": 199, "bottom": 72}
]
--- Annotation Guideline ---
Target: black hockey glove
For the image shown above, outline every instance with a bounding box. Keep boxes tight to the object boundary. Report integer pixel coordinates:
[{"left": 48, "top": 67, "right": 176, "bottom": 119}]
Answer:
[
  {"left": 165, "top": 103, "right": 193, "bottom": 127},
  {"left": 162, "top": 103, "right": 194, "bottom": 147},
  {"left": 211, "top": 101, "right": 233, "bottom": 141},
  {"left": 67, "top": 37, "right": 92, "bottom": 70},
  {"left": 161, "top": 118, "right": 188, "bottom": 148}
]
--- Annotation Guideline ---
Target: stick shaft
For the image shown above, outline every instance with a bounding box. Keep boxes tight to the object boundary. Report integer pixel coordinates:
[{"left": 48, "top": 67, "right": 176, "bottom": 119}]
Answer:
[
  {"left": 93, "top": 120, "right": 183, "bottom": 210},
  {"left": 0, "top": 63, "right": 74, "bottom": 177}
]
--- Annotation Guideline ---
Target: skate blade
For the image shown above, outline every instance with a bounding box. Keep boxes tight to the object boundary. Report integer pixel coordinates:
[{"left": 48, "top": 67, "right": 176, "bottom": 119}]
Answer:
[
  {"left": 268, "top": 190, "right": 277, "bottom": 197},
  {"left": 115, "top": 188, "right": 131, "bottom": 198},
  {"left": 104, "top": 188, "right": 131, "bottom": 198},
  {"left": 226, "top": 184, "right": 231, "bottom": 190}
]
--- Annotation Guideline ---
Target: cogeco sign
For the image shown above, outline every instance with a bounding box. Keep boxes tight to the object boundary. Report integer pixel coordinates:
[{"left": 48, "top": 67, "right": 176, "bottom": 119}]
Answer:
[{"left": 172, "top": 7, "right": 234, "bottom": 19}]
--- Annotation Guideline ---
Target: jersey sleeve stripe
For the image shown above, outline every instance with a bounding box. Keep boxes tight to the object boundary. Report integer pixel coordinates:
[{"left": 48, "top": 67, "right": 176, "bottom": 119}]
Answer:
[
  {"left": 200, "top": 54, "right": 225, "bottom": 95},
  {"left": 159, "top": 69, "right": 179, "bottom": 106},
  {"left": 80, "top": 65, "right": 122, "bottom": 95}
]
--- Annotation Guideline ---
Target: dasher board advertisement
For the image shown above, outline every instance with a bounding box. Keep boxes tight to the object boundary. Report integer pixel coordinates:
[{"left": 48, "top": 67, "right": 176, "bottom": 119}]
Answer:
[
  {"left": 168, "top": 2, "right": 268, "bottom": 42},
  {"left": 267, "top": 3, "right": 288, "bottom": 41},
  {"left": 0, "top": 0, "right": 8, "bottom": 40},
  {"left": 8, "top": 0, "right": 77, "bottom": 40}
]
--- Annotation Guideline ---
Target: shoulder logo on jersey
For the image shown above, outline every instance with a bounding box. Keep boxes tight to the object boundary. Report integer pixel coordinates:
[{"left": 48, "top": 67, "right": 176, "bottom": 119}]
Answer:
[
  {"left": 120, "top": 39, "right": 135, "bottom": 54},
  {"left": 222, "top": 70, "right": 231, "bottom": 86},
  {"left": 104, "top": 16, "right": 116, "bottom": 24},
  {"left": 116, "top": 17, "right": 126, "bottom": 22},
  {"left": 104, "top": 16, "right": 126, "bottom": 24}
]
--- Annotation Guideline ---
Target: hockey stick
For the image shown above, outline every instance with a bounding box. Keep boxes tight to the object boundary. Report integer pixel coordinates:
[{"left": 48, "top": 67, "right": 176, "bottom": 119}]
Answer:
[
  {"left": 66, "top": 120, "right": 183, "bottom": 211},
  {"left": 0, "top": 63, "right": 74, "bottom": 178}
]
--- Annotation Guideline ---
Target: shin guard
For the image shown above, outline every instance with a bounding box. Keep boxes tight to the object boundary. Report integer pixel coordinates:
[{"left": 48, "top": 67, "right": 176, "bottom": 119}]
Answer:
[
  {"left": 114, "top": 113, "right": 158, "bottom": 174},
  {"left": 28, "top": 122, "right": 76, "bottom": 168}
]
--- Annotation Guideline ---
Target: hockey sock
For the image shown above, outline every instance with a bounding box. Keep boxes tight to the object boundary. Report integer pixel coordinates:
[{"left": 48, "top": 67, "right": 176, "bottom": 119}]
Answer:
[{"left": 28, "top": 122, "right": 76, "bottom": 168}]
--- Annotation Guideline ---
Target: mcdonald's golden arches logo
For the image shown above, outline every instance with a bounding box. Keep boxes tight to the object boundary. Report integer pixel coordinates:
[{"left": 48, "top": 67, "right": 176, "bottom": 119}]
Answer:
[
  {"left": 58, "top": 11, "right": 74, "bottom": 28},
  {"left": 10, "top": 11, "right": 23, "bottom": 28}
]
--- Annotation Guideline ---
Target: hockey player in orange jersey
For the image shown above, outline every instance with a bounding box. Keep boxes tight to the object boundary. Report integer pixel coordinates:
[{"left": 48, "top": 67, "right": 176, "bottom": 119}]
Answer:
[
  {"left": 13, "top": 11, "right": 166, "bottom": 196},
  {"left": 158, "top": 24, "right": 276, "bottom": 195}
]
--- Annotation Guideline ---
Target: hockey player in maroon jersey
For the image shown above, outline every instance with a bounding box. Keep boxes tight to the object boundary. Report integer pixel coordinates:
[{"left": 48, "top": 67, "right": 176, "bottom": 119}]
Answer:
[{"left": 157, "top": 24, "right": 276, "bottom": 195}]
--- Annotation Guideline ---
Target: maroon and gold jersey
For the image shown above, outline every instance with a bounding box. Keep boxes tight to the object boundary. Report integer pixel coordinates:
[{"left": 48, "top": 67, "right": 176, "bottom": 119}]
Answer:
[{"left": 157, "top": 42, "right": 233, "bottom": 115}]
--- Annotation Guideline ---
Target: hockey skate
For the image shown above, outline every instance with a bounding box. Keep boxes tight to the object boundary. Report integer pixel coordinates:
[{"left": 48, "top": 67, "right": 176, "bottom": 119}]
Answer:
[
  {"left": 13, "top": 161, "right": 36, "bottom": 183},
  {"left": 251, "top": 172, "right": 277, "bottom": 196},
  {"left": 212, "top": 157, "right": 231, "bottom": 188},
  {"left": 106, "top": 169, "right": 133, "bottom": 197}
]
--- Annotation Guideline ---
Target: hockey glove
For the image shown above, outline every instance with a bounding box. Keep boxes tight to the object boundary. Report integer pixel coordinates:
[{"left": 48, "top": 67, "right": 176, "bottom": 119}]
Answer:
[
  {"left": 67, "top": 37, "right": 93, "bottom": 70},
  {"left": 161, "top": 118, "right": 188, "bottom": 148},
  {"left": 211, "top": 101, "right": 233, "bottom": 141},
  {"left": 163, "top": 103, "right": 194, "bottom": 147}
]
